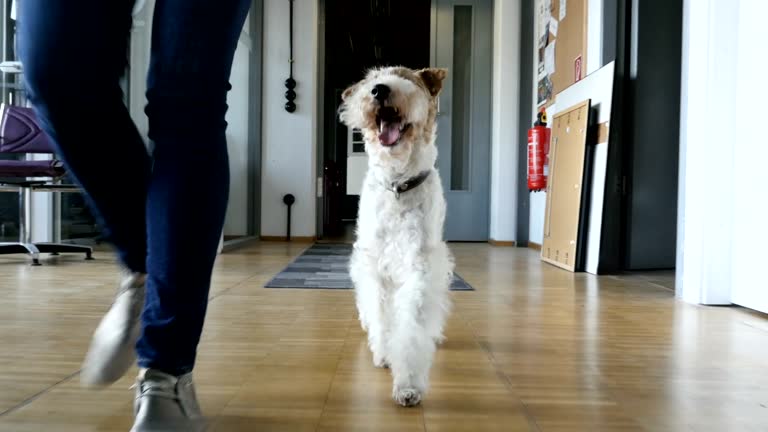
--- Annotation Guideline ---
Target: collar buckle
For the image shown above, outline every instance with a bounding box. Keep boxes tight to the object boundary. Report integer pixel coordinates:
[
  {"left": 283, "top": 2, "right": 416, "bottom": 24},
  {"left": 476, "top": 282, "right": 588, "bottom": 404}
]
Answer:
[{"left": 389, "top": 171, "right": 430, "bottom": 199}]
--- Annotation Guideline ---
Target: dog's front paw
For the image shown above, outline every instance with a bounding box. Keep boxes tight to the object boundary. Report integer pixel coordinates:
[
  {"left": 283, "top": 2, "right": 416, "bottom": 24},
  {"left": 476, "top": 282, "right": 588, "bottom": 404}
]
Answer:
[{"left": 392, "top": 387, "right": 422, "bottom": 407}]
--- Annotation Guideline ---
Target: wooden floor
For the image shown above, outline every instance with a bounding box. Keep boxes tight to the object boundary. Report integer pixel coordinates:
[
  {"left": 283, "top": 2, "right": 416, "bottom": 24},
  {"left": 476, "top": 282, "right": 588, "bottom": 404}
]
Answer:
[{"left": 1, "top": 242, "right": 767, "bottom": 431}]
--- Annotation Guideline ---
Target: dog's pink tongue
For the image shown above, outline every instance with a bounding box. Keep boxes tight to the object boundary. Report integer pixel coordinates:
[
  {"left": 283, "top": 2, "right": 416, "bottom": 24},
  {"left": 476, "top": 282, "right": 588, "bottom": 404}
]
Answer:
[{"left": 378, "top": 121, "right": 401, "bottom": 146}]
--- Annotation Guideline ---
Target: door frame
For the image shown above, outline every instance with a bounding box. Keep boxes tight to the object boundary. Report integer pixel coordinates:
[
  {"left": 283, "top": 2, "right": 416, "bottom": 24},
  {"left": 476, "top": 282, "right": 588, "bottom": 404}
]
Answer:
[
  {"left": 245, "top": 0, "right": 264, "bottom": 243},
  {"left": 315, "top": 0, "right": 326, "bottom": 239},
  {"left": 216, "top": 0, "right": 266, "bottom": 251}
]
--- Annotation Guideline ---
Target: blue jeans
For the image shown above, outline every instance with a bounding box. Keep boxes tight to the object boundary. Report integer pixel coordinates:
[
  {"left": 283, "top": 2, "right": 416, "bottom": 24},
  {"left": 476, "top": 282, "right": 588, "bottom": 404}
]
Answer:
[{"left": 17, "top": 0, "right": 251, "bottom": 376}]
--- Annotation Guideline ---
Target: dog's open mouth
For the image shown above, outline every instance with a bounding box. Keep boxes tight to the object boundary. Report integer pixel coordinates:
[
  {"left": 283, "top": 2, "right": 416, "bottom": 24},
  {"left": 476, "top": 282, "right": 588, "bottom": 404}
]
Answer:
[{"left": 376, "top": 106, "right": 410, "bottom": 147}]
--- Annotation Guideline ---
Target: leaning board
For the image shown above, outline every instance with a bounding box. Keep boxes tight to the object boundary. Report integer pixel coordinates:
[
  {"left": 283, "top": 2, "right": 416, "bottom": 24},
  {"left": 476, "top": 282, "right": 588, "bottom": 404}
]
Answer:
[
  {"left": 541, "top": 99, "right": 591, "bottom": 272},
  {"left": 553, "top": 61, "right": 615, "bottom": 274}
]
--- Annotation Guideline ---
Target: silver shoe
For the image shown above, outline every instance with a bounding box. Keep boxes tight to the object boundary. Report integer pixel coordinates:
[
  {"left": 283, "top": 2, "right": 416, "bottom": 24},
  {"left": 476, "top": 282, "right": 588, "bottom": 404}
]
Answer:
[
  {"left": 80, "top": 271, "right": 146, "bottom": 388},
  {"left": 131, "top": 369, "right": 207, "bottom": 432}
]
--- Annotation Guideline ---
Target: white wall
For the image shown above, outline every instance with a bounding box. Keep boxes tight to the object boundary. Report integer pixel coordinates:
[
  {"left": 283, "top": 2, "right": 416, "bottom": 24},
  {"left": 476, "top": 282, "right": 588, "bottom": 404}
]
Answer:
[
  {"left": 528, "top": 0, "right": 605, "bottom": 245},
  {"left": 260, "top": 0, "right": 318, "bottom": 238},
  {"left": 489, "top": 0, "right": 522, "bottom": 243},
  {"left": 677, "top": 0, "right": 768, "bottom": 313},
  {"left": 730, "top": 0, "right": 768, "bottom": 313}
]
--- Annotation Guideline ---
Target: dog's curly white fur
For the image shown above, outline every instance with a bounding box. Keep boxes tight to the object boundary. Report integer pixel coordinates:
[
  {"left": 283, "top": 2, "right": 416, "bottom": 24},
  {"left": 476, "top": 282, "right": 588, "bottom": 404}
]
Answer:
[{"left": 339, "top": 66, "right": 454, "bottom": 407}]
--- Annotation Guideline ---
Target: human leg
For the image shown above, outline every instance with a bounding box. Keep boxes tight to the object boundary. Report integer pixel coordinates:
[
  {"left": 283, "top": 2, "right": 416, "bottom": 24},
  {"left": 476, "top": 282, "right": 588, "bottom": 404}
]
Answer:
[{"left": 135, "top": 0, "right": 251, "bottom": 379}]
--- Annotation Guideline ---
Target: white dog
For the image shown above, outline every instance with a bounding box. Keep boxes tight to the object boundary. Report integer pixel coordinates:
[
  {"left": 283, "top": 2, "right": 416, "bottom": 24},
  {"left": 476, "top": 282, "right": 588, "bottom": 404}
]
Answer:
[{"left": 339, "top": 66, "right": 454, "bottom": 407}]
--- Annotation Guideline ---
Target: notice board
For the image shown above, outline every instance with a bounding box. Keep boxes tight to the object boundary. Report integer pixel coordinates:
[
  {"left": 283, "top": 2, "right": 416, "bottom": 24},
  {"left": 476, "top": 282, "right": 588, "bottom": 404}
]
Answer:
[
  {"left": 541, "top": 99, "right": 591, "bottom": 272},
  {"left": 537, "top": 0, "right": 589, "bottom": 107}
]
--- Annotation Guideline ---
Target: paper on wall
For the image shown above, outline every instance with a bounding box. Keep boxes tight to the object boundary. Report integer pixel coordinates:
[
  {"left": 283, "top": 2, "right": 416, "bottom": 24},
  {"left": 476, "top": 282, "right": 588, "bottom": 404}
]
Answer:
[
  {"left": 549, "top": 16, "right": 559, "bottom": 37},
  {"left": 559, "top": 0, "right": 567, "bottom": 21},
  {"left": 538, "top": 0, "right": 549, "bottom": 44},
  {"left": 545, "top": 41, "right": 556, "bottom": 75},
  {"left": 537, "top": 75, "right": 553, "bottom": 107}
]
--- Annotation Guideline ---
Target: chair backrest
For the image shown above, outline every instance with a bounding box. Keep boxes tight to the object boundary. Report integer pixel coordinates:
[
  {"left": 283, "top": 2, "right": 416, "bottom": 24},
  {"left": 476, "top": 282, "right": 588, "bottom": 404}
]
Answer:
[{"left": 0, "top": 103, "right": 55, "bottom": 154}]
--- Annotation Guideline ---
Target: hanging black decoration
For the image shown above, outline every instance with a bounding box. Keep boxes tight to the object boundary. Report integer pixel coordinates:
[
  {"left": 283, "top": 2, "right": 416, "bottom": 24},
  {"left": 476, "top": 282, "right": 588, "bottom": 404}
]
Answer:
[{"left": 285, "top": 0, "right": 297, "bottom": 113}]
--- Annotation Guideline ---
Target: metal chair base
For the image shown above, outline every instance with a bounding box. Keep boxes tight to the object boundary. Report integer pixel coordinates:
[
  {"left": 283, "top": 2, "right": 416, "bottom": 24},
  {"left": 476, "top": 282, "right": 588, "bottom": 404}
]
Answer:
[{"left": 0, "top": 241, "right": 93, "bottom": 266}]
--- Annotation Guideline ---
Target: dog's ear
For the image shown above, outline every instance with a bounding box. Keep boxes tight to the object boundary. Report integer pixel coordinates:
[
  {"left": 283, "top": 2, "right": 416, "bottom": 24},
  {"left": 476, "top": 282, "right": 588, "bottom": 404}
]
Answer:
[
  {"left": 341, "top": 83, "right": 359, "bottom": 102},
  {"left": 417, "top": 68, "right": 448, "bottom": 97},
  {"left": 338, "top": 83, "right": 359, "bottom": 126}
]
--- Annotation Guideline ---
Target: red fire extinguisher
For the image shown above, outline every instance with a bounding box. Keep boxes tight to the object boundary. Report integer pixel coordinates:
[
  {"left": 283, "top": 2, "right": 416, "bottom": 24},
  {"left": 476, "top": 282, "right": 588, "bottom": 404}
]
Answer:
[{"left": 528, "top": 110, "right": 550, "bottom": 192}]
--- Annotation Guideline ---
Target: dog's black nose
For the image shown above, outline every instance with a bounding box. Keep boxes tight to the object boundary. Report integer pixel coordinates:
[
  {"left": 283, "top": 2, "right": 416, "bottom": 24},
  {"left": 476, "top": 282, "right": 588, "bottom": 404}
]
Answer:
[{"left": 372, "top": 84, "right": 391, "bottom": 102}]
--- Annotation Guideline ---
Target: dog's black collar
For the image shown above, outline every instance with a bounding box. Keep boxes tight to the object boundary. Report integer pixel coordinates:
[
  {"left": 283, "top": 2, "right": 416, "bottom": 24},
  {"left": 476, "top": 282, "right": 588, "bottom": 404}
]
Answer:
[{"left": 389, "top": 170, "right": 431, "bottom": 199}]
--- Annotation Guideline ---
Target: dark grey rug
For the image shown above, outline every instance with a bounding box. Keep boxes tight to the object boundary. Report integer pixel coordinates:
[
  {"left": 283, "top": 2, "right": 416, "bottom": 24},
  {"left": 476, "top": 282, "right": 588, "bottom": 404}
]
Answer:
[{"left": 265, "top": 243, "right": 474, "bottom": 291}]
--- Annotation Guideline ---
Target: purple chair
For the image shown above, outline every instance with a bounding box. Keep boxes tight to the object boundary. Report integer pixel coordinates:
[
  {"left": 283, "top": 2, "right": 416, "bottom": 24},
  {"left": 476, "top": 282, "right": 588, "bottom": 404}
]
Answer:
[{"left": 0, "top": 103, "right": 93, "bottom": 265}]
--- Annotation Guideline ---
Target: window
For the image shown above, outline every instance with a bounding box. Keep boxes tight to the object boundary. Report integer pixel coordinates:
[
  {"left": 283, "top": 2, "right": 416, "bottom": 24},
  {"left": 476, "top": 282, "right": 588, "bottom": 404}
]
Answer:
[
  {"left": 450, "top": 5, "right": 473, "bottom": 191},
  {"left": 349, "top": 128, "right": 365, "bottom": 154}
]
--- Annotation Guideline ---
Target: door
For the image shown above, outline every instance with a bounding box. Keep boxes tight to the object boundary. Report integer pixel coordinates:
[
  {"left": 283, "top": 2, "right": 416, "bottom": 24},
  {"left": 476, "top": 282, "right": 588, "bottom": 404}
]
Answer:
[
  {"left": 432, "top": 0, "right": 493, "bottom": 241},
  {"left": 622, "top": 0, "right": 682, "bottom": 270}
]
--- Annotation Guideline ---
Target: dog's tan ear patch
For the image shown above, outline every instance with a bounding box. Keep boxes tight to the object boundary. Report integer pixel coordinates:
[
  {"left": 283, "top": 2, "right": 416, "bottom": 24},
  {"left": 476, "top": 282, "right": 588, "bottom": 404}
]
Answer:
[
  {"left": 418, "top": 68, "right": 448, "bottom": 97},
  {"left": 341, "top": 83, "right": 359, "bottom": 101}
]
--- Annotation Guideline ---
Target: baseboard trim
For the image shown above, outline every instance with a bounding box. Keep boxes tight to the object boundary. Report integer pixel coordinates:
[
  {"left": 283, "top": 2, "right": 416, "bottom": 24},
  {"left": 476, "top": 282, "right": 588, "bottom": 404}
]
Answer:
[
  {"left": 260, "top": 236, "right": 316, "bottom": 243},
  {"left": 489, "top": 239, "right": 516, "bottom": 247},
  {"left": 528, "top": 242, "right": 542, "bottom": 251},
  {"left": 221, "top": 236, "right": 258, "bottom": 253}
]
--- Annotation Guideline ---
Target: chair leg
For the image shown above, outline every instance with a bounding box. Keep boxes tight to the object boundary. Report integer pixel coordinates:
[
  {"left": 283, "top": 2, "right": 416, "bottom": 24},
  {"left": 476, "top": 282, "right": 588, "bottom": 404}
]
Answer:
[
  {"left": 0, "top": 242, "right": 42, "bottom": 266},
  {"left": 4, "top": 182, "right": 97, "bottom": 264},
  {"left": 34, "top": 243, "right": 94, "bottom": 261}
]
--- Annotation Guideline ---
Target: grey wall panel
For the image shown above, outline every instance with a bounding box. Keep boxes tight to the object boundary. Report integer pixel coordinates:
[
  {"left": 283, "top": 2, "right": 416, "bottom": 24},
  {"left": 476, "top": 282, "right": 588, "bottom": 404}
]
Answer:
[{"left": 517, "top": 0, "right": 533, "bottom": 246}]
